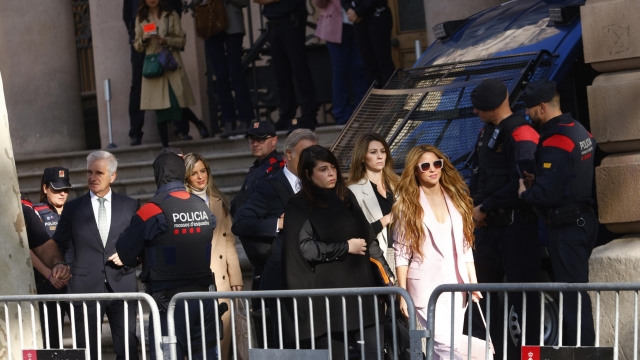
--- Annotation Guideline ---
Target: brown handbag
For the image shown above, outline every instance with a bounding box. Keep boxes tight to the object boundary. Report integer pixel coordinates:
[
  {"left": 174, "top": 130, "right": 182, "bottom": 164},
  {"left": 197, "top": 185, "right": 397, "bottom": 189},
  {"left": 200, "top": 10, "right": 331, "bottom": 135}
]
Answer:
[{"left": 194, "top": 0, "right": 229, "bottom": 39}]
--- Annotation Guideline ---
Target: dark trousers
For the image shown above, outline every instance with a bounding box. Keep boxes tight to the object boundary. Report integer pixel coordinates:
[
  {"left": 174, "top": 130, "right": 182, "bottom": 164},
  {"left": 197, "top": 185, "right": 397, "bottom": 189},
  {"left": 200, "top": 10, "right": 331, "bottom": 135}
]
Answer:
[
  {"left": 129, "top": 45, "right": 146, "bottom": 140},
  {"left": 326, "top": 24, "right": 368, "bottom": 125},
  {"left": 547, "top": 211, "right": 598, "bottom": 346},
  {"left": 471, "top": 216, "right": 541, "bottom": 359},
  {"left": 73, "top": 299, "right": 139, "bottom": 360},
  {"left": 205, "top": 32, "right": 255, "bottom": 125},
  {"left": 37, "top": 284, "right": 71, "bottom": 349},
  {"left": 149, "top": 299, "right": 218, "bottom": 360},
  {"left": 267, "top": 13, "right": 318, "bottom": 128},
  {"left": 353, "top": 8, "right": 396, "bottom": 88},
  {"left": 316, "top": 325, "right": 383, "bottom": 359}
]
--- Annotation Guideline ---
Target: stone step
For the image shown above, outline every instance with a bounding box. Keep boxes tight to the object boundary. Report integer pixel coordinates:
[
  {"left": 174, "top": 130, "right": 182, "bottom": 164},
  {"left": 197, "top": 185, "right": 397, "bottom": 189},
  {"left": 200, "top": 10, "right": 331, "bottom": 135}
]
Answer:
[{"left": 15, "top": 125, "right": 344, "bottom": 174}]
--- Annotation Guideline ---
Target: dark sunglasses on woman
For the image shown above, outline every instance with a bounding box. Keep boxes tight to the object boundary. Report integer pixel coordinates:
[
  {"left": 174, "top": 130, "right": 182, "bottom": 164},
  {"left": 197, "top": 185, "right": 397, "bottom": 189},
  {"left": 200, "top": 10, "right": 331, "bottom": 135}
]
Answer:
[{"left": 417, "top": 159, "right": 444, "bottom": 172}]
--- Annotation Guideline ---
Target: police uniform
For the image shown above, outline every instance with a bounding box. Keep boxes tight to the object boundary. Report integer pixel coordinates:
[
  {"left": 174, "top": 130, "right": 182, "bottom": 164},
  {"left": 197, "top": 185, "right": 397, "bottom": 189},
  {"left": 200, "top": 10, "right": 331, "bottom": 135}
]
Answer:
[
  {"left": 116, "top": 148, "right": 219, "bottom": 360},
  {"left": 520, "top": 80, "right": 597, "bottom": 346},
  {"left": 468, "top": 79, "right": 542, "bottom": 356},
  {"left": 30, "top": 167, "right": 74, "bottom": 349},
  {"left": 230, "top": 121, "right": 285, "bottom": 295}
]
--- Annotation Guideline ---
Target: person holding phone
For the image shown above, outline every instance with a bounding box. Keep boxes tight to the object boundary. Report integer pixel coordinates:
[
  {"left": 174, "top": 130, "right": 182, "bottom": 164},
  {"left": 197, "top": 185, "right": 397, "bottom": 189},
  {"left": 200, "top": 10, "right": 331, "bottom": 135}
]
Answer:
[{"left": 134, "top": 0, "right": 196, "bottom": 147}]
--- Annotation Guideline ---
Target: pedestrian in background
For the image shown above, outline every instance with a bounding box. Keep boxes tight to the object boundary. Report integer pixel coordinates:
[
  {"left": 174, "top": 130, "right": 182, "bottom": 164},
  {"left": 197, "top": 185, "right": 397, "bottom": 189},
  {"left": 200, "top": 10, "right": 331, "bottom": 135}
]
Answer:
[
  {"left": 347, "top": 133, "right": 399, "bottom": 273},
  {"left": 343, "top": 0, "right": 395, "bottom": 88},
  {"left": 314, "top": 0, "right": 368, "bottom": 124},
  {"left": 393, "top": 145, "right": 481, "bottom": 359},
  {"left": 184, "top": 152, "right": 243, "bottom": 359},
  {"left": 125, "top": 0, "right": 209, "bottom": 145},
  {"left": 203, "top": 0, "right": 256, "bottom": 138},
  {"left": 282, "top": 145, "right": 393, "bottom": 359},
  {"left": 31, "top": 167, "right": 73, "bottom": 349},
  {"left": 255, "top": 0, "right": 318, "bottom": 132},
  {"left": 518, "top": 79, "right": 597, "bottom": 346},
  {"left": 134, "top": 0, "right": 197, "bottom": 148}
]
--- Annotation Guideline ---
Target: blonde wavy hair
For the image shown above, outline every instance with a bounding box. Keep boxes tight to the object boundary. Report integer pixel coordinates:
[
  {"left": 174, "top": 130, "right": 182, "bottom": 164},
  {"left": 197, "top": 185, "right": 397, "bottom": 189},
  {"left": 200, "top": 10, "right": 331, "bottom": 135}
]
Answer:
[
  {"left": 392, "top": 145, "right": 475, "bottom": 259},
  {"left": 183, "top": 153, "right": 230, "bottom": 217},
  {"left": 347, "top": 133, "right": 399, "bottom": 191}
]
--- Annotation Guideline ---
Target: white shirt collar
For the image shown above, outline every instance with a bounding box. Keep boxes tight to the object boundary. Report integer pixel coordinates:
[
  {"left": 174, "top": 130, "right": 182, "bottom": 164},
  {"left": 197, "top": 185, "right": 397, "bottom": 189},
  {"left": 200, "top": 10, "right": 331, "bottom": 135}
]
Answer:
[
  {"left": 283, "top": 166, "right": 301, "bottom": 193},
  {"left": 90, "top": 188, "right": 112, "bottom": 201}
]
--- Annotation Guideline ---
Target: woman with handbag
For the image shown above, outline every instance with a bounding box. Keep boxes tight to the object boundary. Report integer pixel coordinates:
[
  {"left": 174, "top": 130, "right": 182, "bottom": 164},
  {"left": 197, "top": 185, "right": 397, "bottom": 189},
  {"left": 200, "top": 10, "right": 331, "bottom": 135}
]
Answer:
[
  {"left": 347, "top": 133, "right": 399, "bottom": 276},
  {"left": 184, "top": 153, "right": 243, "bottom": 360},
  {"left": 135, "top": 0, "right": 197, "bottom": 148},
  {"left": 282, "top": 145, "right": 393, "bottom": 358},
  {"left": 393, "top": 145, "right": 482, "bottom": 359}
]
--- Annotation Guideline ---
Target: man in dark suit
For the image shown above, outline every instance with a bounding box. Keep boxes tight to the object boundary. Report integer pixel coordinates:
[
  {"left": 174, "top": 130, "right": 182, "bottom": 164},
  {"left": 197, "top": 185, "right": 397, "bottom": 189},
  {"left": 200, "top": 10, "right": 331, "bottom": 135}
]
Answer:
[
  {"left": 232, "top": 128, "right": 317, "bottom": 293},
  {"left": 54, "top": 150, "right": 140, "bottom": 360}
]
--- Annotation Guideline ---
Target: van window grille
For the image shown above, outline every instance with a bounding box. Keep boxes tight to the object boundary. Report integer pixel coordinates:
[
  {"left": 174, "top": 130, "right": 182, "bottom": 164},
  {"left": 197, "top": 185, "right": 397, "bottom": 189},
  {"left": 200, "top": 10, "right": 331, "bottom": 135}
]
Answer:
[{"left": 332, "top": 51, "right": 555, "bottom": 182}]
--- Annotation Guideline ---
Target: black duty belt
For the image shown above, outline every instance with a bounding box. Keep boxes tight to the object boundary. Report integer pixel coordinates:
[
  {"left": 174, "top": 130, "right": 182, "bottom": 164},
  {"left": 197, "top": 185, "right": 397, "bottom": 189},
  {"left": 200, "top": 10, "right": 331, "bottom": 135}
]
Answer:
[
  {"left": 266, "top": 12, "right": 304, "bottom": 29},
  {"left": 545, "top": 204, "right": 593, "bottom": 227},
  {"left": 485, "top": 207, "right": 537, "bottom": 227}
]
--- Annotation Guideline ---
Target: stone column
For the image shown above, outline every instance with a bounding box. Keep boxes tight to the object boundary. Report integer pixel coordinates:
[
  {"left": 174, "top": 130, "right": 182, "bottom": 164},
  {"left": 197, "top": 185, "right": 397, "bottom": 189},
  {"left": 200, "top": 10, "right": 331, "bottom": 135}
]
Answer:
[
  {"left": 89, "top": 0, "right": 209, "bottom": 146},
  {"left": 423, "top": 0, "right": 506, "bottom": 44},
  {"left": 0, "top": 0, "right": 85, "bottom": 156},
  {"left": 0, "top": 72, "right": 41, "bottom": 357}
]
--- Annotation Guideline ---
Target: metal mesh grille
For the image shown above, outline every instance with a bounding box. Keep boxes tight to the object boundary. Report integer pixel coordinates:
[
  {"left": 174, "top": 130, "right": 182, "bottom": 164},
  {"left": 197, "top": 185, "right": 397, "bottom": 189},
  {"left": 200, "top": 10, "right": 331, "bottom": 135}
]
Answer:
[{"left": 332, "top": 52, "right": 555, "bottom": 180}]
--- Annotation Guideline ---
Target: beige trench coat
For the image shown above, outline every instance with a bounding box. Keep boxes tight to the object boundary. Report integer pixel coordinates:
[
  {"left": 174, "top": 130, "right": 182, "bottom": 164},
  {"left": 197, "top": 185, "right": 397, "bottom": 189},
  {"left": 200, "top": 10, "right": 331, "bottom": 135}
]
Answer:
[
  {"left": 134, "top": 11, "right": 196, "bottom": 110},
  {"left": 208, "top": 195, "right": 243, "bottom": 360}
]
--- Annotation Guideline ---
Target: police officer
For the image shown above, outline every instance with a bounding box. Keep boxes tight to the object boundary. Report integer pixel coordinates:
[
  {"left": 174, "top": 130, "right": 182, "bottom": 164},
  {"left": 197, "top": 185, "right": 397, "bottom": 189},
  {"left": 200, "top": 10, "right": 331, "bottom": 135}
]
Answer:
[
  {"left": 31, "top": 167, "right": 73, "bottom": 348},
  {"left": 518, "top": 79, "right": 597, "bottom": 346},
  {"left": 230, "top": 120, "right": 285, "bottom": 295},
  {"left": 115, "top": 148, "right": 219, "bottom": 359},
  {"left": 469, "top": 78, "right": 541, "bottom": 357}
]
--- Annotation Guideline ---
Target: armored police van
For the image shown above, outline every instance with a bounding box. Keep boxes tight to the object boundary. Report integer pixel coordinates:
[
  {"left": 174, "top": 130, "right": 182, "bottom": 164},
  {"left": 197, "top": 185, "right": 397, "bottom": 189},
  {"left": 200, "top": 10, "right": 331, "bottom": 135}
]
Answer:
[{"left": 331, "top": 0, "right": 596, "bottom": 347}]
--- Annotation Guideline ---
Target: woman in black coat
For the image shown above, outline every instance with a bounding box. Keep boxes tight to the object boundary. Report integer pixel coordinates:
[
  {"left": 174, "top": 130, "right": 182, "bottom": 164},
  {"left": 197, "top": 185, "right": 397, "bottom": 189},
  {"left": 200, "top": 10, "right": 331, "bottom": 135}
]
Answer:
[{"left": 282, "top": 145, "right": 394, "bottom": 359}]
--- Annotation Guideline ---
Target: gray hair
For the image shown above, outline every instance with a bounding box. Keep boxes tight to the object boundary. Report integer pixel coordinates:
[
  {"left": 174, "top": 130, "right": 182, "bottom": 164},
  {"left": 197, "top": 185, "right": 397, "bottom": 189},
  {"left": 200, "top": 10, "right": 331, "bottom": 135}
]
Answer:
[
  {"left": 87, "top": 150, "right": 118, "bottom": 175},
  {"left": 284, "top": 129, "right": 318, "bottom": 154}
]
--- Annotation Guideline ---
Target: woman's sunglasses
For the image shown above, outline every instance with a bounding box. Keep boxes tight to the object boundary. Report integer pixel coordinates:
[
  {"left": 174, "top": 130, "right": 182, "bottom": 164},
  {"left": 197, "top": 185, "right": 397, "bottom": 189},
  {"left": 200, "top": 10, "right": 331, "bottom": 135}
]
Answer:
[{"left": 417, "top": 159, "right": 444, "bottom": 172}]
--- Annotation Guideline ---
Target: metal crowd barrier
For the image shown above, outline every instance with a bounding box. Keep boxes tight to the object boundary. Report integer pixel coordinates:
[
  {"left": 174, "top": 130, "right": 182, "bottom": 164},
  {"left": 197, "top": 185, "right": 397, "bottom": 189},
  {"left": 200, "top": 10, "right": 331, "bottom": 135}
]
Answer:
[
  {"left": 0, "top": 293, "right": 163, "bottom": 360},
  {"left": 166, "top": 287, "right": 422, "bottom": 360},
  {"left": 424, "top": 282, "right": 640, "bottom": 360}
]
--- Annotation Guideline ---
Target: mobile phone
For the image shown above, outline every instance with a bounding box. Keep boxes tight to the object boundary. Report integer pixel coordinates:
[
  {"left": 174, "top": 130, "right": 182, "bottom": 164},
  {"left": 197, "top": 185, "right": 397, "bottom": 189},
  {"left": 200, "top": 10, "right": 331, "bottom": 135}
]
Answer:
[{"left": 516, "top": 164, "right": 525, "bottom": 180}]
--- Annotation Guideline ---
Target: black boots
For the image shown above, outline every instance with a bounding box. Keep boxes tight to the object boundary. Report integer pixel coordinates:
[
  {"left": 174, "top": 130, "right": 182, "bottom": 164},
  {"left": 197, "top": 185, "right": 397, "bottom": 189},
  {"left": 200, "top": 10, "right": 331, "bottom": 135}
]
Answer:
[
  {"left": 194, "top": 119, "right": 210, "bottom": 139},
  {"left": 219, "top": 123, "right": 234, "bottom": 139}
]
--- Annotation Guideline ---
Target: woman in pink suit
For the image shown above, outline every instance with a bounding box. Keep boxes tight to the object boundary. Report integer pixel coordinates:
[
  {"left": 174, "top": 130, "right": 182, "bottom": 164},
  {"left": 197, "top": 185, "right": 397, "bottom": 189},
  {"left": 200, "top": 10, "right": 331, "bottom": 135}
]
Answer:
[{"left": 393, "top": 145, "right": 481, "bottom": 359}]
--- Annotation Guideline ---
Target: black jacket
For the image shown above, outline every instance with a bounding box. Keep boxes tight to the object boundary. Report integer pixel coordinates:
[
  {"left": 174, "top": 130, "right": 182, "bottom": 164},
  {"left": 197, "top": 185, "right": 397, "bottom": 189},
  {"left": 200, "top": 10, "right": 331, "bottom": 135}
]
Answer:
[{"left": 282, "top": 188, "right": 388, "bottom": 341}]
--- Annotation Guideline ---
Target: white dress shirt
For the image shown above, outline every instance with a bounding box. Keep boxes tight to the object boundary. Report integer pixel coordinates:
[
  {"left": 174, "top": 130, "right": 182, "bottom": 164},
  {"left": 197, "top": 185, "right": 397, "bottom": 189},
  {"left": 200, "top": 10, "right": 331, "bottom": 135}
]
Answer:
[
  {"left": 283, "top": 166, "right": 301, "bottom": 193},
  {"left": 90, "top": 189, "right": 112, "bottom": 230}
]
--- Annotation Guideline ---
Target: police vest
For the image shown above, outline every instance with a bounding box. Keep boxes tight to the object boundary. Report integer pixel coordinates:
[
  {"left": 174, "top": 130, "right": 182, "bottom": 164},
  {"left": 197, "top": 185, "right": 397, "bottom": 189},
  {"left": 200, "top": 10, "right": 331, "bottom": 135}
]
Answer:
[
  {"left": 472, "top": 115, "right": 530, "bottom": 205},
  {"left": 145, "top": 191, "right": 214, "bottom": 283},
  {"left": 33, "top": 203, "right": 60, "bottom": 238},
  {"left": 539, "top": 114, "right": 595, "bottom": 207}
]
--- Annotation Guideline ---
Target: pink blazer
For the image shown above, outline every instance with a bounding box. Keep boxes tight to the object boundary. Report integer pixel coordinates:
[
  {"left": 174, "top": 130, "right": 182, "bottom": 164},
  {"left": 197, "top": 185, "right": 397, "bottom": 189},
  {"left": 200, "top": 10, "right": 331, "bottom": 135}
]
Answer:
[
  {"left": 394, "top": 188, "right": 474, "bottom": 308},
  {"left": 314, "top": 0, "right": 344, "bottom": 43}
]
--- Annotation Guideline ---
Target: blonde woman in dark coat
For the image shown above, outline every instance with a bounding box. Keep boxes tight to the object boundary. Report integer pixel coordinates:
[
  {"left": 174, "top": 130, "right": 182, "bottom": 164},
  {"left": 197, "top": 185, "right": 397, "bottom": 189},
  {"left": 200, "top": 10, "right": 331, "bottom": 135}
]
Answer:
[{"left": 184, "top": 153, "right": 243, "bottom": 359}]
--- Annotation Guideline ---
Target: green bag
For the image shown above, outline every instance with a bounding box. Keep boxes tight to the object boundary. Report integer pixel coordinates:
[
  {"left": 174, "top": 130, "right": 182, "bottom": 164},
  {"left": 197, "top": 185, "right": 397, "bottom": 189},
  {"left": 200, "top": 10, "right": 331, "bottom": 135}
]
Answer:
[{"left": 142, "top": 53, "right": 163, "bottom": 78}]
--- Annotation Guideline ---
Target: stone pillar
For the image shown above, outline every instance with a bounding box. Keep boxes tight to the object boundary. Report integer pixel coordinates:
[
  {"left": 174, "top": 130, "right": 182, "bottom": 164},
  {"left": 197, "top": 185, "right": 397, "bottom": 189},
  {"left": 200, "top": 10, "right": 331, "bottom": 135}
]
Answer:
[
  {"left": 583, "top": 0, "right": 640, "bottom": 355},
  {"left": 0, "top": 0, "right": 85, "bottom": 156},
  {"left": 89, "top": 0, "right": 209, "bottom": 147},
  {"left": 0, "top": 72, "right": 41, "bottom": 357},
  {"left": 423, "top": 0, "right": 506, "bottom": 44}
]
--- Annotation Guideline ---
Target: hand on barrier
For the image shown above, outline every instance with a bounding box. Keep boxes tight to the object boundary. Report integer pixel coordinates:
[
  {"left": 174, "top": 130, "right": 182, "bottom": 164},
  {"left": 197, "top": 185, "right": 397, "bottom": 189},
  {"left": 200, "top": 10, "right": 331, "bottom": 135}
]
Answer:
[{"left": 348, "top": 238, "right": 367, "bottom": 255}]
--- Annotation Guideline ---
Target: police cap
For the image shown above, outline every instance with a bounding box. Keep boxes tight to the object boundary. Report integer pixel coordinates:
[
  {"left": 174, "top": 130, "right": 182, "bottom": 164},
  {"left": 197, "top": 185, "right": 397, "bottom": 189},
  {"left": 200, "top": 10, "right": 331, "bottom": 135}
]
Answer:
[
  {"left": 521, "top": 79, "right": 556, "bottom": 108},
  {"left": 471, "top": 78, "right": 508, "bottom": 111},
  {"left": 245, "top": 121, "right": 276, "bottom": 139},
  {"left": 43, "top": 167, "right": 72, "bottom": 190}
]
